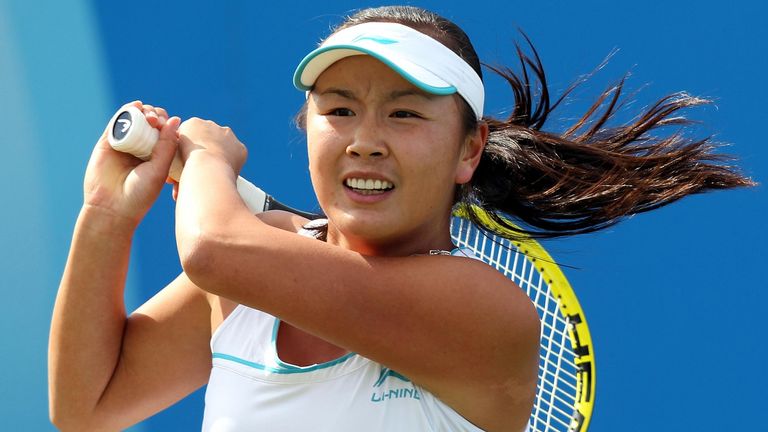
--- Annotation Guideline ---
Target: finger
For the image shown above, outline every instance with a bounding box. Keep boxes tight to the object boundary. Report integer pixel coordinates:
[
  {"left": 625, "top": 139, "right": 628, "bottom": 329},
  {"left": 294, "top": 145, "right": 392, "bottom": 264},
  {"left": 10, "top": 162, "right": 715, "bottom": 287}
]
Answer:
[
  {"left": 160, "top": 116, "right": 182, "bottom": 140},
  {"left": 155, "top": 107, "right": 168, "bottom": 118},
  {"left": 156, "top": 116, "right": 181, "bottom": 156},
  {"left": 144, "top": 117, "right": 181, "bottom": 180},
  {"left": 145, "top": 110, "right": 160, "bottom": 128},
  {"left": 172, "top": 183, "right": 179, "bottom": 201},
  {"left": 142, "top": 104, "right": 158, "bottom": 126},
  {"left": 155, "top": 107, "right": 169, "bottom": 128}
]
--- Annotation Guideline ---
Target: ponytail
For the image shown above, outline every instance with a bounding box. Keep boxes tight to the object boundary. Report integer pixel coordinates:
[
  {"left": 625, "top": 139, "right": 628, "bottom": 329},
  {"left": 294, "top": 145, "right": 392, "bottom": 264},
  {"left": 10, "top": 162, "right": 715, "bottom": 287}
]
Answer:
[{"left": 459, "top": 39, "right": 756, "bottom": 239}]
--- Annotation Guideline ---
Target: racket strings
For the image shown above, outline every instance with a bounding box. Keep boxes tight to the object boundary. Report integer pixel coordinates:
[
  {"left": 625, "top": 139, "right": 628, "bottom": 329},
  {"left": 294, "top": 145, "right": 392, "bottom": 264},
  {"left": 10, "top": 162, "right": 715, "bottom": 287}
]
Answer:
[{"left": 451, "top": 217, "right": 583, "bottom": 432}]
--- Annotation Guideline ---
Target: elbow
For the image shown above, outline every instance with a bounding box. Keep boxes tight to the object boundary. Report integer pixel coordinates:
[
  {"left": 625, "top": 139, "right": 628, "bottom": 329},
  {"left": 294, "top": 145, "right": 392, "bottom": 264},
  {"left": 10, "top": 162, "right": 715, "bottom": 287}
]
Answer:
[
  {"left": 49, "top": 385, "right": 72, "bottom": 430},
  {"left": 177, "top": 227, "right": 225, "bottom": 295},
  {"left": 177, "top": 211, "right": 270, "bottom": 296},
  {"left": 49, "top": 391, "right": 100, "bottom": 432},
  {"left": 49, "top": 412, "right": 78, "bottom": 432},
  {"left": 49, "top": 406, "right": 98, "bottom": 432}
]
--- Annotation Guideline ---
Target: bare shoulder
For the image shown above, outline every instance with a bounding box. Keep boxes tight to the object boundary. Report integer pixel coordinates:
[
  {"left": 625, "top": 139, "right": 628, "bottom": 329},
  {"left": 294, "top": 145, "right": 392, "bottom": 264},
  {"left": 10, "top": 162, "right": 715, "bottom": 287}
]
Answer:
[
  {"left": 445, "top": 254, "right": 540, "bottom": 330},
  {"left": 416, "top": 255, "right": 540, "bottom": 432},
  {"left": 255, "top": 210, "right": 311, "bottom": 233}
]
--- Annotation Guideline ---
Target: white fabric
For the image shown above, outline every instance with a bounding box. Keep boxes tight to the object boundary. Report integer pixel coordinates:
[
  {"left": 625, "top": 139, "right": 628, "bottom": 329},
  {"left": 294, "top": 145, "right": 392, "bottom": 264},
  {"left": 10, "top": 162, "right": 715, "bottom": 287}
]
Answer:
[
  {"left": 293, "top": 22, "right": 484, "bottom": 119},
  {"left": 201, "top": 225, "right": 532, "bottom": 431},
  {"left": 201, "top": 227, "right": 488, "bottom": 431},
  {"left": 201, "top": 305, "right": 486, "bottom": 432}
]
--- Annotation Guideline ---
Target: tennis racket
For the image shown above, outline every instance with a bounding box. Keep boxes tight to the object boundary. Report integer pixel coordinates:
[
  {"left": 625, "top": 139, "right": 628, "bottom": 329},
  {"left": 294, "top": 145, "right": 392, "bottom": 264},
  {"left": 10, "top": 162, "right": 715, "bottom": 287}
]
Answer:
[{"left": 107, "top": 104, "right": 596, "bottom": 432}]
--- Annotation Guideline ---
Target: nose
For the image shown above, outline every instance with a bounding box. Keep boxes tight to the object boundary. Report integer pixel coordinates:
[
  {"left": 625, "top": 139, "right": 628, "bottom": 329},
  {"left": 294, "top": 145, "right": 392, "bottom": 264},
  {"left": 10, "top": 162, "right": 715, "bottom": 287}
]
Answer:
[{"left": 346, "top": 115, "right": 389, "bottom": 159}]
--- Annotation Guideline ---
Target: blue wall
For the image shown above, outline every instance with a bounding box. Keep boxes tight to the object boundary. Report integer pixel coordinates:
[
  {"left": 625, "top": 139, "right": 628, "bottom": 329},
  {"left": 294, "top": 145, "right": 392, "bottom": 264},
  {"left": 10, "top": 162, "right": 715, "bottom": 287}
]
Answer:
[{"left": 2, "top": 0, "right": 765, "bottom": 430}]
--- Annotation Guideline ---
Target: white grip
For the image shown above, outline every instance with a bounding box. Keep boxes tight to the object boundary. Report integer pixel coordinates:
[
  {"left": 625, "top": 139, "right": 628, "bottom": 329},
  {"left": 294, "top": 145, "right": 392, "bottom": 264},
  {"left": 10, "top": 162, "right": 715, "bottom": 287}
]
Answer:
[{"left": 106, "top": 105, "right": 268, "bottom": 213}]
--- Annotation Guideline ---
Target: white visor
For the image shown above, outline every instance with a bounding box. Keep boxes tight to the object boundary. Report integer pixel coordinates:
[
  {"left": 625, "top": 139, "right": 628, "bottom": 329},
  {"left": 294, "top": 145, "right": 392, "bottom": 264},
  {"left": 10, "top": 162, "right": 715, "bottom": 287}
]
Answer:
[{"left": 293, "top": 22, "right": 484, "bottom": 120}]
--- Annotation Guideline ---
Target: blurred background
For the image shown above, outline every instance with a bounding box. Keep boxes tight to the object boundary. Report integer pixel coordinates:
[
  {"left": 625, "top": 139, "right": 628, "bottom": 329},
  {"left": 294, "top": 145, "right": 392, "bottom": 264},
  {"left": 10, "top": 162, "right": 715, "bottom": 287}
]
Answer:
[{"left": 1, "top": 0, "right": 765, "bottom": 430}]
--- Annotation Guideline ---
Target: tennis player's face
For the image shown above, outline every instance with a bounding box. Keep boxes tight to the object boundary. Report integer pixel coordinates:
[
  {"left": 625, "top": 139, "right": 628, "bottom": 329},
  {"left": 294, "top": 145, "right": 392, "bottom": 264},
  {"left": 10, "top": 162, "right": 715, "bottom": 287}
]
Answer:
[{"left": 305, "top": 56, "right": 482, "bottom": 255}]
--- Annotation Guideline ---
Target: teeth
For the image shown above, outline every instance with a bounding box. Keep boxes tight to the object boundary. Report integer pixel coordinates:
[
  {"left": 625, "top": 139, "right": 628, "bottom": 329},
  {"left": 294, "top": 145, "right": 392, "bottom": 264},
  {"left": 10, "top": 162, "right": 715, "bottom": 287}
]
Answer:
[{"left": 345, "top": 178, "right": 393, "bottom": 190}]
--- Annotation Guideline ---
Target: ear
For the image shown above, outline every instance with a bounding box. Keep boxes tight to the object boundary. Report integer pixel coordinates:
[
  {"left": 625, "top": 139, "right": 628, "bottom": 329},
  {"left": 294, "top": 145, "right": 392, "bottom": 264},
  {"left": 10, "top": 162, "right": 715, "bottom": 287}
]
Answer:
[{"left": 455, "top": 122, "right": 488, "bottom": 184}]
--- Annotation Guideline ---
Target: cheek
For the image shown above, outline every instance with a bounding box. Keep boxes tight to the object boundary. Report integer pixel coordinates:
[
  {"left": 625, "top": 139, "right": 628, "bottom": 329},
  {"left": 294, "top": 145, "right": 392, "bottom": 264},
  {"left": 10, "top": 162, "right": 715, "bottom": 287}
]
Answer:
[
  {"left": 306, "top": 120, "right": 334, "bottom": 165},
  {"left": 306, "top": 125, "right": 342, "bottom": 193},
  {"left": 414, "top": 135, "right": 463, "bottom": 176},
  {"left": 402, "top": 144, "right": 460, "bottom": 198}
]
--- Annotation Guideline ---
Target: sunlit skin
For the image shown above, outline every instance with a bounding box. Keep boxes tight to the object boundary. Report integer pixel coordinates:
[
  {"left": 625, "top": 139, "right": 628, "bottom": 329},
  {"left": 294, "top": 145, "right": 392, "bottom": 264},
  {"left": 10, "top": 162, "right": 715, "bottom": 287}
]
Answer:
[{"left": 306, "top": 55, "right": 486, "bottom": 256}]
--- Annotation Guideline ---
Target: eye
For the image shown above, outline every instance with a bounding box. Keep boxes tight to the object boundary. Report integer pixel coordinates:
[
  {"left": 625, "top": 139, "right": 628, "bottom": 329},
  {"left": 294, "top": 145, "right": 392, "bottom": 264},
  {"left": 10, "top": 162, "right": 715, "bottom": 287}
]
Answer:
[
  {"left": 327, "top": 108, "right": 355, "bottom": 117},
  {"left": 391, "top": 110, "right": 421, "bottom": 119}
]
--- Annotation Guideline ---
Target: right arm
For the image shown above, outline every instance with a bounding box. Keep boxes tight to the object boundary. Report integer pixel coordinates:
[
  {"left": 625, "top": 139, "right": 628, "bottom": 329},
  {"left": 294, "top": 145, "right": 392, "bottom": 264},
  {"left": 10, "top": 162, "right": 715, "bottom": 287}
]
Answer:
[{"left": 48, "top": 104, "right": 213, "bottom": 431}]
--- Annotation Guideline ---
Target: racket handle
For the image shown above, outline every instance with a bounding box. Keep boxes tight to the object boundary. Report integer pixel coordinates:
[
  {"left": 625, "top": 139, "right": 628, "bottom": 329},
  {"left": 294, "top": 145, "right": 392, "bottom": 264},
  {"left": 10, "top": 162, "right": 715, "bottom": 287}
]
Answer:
[{"left": 106, "top": 105, "right": 269, "bottom": 213}]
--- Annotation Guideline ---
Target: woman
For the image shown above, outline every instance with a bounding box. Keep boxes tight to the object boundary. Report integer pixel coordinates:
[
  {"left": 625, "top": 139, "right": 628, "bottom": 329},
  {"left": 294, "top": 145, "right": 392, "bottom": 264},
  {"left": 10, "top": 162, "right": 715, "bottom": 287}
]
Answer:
[{"left": 49, "top": 5, "right": 753, "bottom": 432}]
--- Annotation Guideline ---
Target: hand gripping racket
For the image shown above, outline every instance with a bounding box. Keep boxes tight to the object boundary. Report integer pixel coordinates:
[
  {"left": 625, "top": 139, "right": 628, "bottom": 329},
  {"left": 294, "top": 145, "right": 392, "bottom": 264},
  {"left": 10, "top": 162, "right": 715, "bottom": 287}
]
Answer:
[
  {"left": 106, "top": 105, "right": 318, "bottom": 219},
  {"left": 106, "top": 105, "right": 595, "bottom": 432}
]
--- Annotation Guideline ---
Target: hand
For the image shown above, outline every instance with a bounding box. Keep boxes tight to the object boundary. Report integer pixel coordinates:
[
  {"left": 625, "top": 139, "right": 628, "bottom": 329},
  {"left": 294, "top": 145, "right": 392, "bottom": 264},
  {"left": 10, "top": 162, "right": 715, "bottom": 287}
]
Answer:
[
  {"left": 83, "top": 101, "right": 180, "bottom": 225},
  {"left": 177, "top": 118, "right": 247, "bottom": 176}
]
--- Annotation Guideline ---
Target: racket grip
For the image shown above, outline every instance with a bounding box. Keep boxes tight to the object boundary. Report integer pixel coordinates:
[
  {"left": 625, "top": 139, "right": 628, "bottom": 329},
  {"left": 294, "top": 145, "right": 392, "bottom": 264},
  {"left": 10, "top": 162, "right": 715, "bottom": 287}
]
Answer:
[
  {"left": 106, "top": 104, "right": 269, "bottom": 213},
  {"left": 236, "top": 176, "right": 269, "bottom": 214}
]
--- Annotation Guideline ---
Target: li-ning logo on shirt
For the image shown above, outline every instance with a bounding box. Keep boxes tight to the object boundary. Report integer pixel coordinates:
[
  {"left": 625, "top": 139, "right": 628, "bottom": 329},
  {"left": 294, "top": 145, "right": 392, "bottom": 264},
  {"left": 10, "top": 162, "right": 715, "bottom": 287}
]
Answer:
[
  {"left": 370, "top": 367, "right": 421, "bottom": 403},
  {"left": 352, "top": 34, "right": 398, "bottom": 45}
]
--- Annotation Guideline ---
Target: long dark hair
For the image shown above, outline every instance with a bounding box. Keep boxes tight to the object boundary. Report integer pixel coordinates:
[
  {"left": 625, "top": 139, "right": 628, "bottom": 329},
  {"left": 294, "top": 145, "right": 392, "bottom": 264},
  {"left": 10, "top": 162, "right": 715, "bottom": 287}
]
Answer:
[{"left": 303, "top": 5, "right": 755, "bottom": 240}]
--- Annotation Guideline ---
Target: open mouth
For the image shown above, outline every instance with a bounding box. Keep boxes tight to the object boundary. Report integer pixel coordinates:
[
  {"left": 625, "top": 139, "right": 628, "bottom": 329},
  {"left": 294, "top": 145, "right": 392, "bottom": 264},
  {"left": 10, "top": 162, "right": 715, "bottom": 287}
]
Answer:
[{"left": 345, "top": 178, "right": 395, "bottom": 195}]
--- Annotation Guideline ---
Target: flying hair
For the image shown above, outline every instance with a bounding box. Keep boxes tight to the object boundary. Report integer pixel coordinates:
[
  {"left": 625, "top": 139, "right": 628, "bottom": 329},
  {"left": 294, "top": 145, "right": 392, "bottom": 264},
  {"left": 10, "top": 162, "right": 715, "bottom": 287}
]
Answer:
[{"left": 302, "top": 5, "right": 756, "bottom": 240}]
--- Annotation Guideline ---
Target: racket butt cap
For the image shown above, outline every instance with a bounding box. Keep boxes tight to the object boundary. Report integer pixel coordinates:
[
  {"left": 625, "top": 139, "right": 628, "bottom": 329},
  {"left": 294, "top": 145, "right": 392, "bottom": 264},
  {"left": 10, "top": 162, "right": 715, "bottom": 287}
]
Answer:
[{"left": 107, "top": 105, "right": 159, "bottom": 160}]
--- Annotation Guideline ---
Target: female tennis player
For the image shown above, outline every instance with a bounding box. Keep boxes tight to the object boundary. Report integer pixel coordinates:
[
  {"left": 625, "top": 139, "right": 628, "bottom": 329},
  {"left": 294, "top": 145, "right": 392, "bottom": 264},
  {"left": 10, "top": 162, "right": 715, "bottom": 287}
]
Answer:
[{"left": 49, "top": 5, "right": 753, "bottom": 432}]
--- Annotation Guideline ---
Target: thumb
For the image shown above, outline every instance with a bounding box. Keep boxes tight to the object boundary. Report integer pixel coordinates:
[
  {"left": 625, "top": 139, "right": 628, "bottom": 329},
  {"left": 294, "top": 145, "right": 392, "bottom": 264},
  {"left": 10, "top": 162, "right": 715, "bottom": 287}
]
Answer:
[{"left": 150, "top": 116, "right": 181, "bottom": 175}]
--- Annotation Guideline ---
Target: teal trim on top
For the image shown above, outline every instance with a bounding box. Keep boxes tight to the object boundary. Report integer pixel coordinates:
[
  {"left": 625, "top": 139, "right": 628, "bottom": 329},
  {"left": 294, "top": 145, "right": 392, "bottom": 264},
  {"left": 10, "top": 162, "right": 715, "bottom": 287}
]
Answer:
[
  {"left": 270, "top": 318, "right": 357, "bottom": 371},
  {"left": 211, "top": 317, "right": 356, "bottom": 374},
  {"left": 293, "top": 44, "right": 457, "bottom": 96},
  {"left": 212, "top": 351, "right": 357, "bottom": 374}
]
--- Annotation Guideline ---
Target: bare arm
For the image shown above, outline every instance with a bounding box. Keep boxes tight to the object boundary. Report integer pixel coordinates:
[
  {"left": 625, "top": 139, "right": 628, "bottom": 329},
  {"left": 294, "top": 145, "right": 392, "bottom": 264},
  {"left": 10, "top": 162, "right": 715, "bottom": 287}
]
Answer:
[
  {"left": 49, "top": 208, "right": 213, "bottom": 430},
  {"left": 175, "top": 125, "right": 540, "bottom": 432},
  {"left": 49, "top": 206, "right": 134, "bottom": 430},
  {"left": 49, "top": 105, "right": 213, "bottom": 430}
]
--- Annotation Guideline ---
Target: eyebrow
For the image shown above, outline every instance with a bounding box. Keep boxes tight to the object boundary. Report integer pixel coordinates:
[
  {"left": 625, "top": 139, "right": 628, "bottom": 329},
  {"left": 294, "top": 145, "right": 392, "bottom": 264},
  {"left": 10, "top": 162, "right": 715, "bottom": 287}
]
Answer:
[
  {"left": 387, "top": 89, "right": 437, "bottom": 101},
  {"left": 315, "top": 87, "right": 436, "bottom": 102},
  {"left": 316, "top": 87, "right": 356, "bottom": 99}
]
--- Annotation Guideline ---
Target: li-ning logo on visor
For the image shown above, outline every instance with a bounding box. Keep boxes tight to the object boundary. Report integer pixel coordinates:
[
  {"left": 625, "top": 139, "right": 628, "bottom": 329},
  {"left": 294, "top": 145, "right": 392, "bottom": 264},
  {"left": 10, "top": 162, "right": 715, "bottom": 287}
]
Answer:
[{"left": 351, "top": 34, "right": 398, "bottom": 45}]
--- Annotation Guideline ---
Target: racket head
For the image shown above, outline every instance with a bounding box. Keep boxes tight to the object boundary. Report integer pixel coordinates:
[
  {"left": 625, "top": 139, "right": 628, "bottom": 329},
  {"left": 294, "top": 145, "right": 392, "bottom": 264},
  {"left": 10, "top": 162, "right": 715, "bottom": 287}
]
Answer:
[{"left": 450, "top": 213, "right": 595, "bottom": 432}]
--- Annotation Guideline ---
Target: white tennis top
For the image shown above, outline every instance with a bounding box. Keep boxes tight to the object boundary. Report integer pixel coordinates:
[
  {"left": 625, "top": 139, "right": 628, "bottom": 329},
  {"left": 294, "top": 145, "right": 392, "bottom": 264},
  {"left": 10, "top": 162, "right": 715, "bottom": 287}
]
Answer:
[{"left": 201, "top": 245, "right": 498, "bottom": 431}]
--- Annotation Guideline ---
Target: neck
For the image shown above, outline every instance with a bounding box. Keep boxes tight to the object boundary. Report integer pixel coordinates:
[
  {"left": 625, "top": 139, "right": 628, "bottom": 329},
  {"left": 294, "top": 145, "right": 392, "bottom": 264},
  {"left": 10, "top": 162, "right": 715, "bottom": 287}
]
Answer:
[{"left": 325, "top": 215, "right": 455, "bottom": 257}]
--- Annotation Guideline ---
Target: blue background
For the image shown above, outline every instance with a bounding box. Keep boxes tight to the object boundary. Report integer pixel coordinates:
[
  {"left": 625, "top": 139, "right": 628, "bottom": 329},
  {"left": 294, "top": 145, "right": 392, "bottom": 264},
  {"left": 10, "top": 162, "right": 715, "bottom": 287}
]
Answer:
[{"left": 1, "top": 0, "right": 765, "bottom": 430}]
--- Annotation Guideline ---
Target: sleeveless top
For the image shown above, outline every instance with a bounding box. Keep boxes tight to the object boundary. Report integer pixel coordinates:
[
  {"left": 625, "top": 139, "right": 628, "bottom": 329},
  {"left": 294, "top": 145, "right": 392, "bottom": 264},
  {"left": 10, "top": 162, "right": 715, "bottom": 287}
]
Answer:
[{"left": 201, "top": 229, "right": 523, "bottom": 431}]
